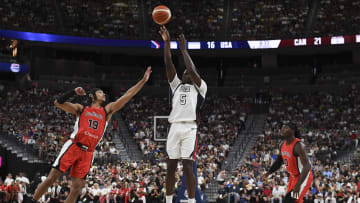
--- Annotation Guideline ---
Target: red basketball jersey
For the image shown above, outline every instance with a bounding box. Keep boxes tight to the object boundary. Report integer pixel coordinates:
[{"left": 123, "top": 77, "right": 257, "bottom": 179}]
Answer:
[
  {"left": 281, "top": 138, "right": 302, "bottom": 177},
  {"left": 70, "top": 106, "right": 108, "bottom": 151}
]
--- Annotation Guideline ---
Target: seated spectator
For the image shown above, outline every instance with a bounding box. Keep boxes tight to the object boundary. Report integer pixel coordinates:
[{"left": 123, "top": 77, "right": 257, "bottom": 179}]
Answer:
[{"left": 231, "top": 0, "right": 308, "bottom": 40}]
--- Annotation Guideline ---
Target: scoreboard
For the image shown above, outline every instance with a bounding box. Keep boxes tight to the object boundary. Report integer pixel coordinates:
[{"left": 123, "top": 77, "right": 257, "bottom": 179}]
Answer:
[
  {"left": 151, "top": 35, "right": 360, "bottom": 49},
  {"left": 0, "top": 29, "right": 359, "bottom": 50}
]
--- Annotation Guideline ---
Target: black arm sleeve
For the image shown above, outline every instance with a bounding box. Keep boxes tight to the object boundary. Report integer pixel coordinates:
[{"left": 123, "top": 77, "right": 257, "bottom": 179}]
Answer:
[
  {"left": 57, "top": 89, "right": 76, "bottom": 104},
  {"left": 268, "top": 154, "right": 283, "bottom": 174}
]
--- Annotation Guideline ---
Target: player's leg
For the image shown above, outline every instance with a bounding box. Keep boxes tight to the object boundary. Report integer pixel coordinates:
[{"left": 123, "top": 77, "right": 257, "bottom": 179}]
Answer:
[
  {"left": 180, "top": 123, "right": 198, "bottom": 202},
  {"left": 165, "top": 123, "right": 181, "bottom": 203},
  {"left": 284, "top": 192, "right": 297, "bottom": 203},
  {"left": 33, "top": 168, "right": 62, "bottom": 200},
  {"left": 165, "top": 159, "right": 178, "bottom": 201},
  {"left": 285, "top": 171, "right": 313, "bottom": 203},
  {"left": 286, "top": 176, "right": 296, "bottom": 194},
  {"left": 66, "top": 150, "right": 94, "bottom": 203},
  {"left": 283, "top": 176, "right": 297, "bottom": 203},
  {"left": 294, "top": 171, "right": 313, "bottom": 203},
  {"left": 64, "top": 177, "right": 86, "bottom": 203},
  {"left": 182, "top": 159, "right": 196, "bottom": 199},
  {"left": 34, "top": 140, "right": 76, "bottom": 200}
]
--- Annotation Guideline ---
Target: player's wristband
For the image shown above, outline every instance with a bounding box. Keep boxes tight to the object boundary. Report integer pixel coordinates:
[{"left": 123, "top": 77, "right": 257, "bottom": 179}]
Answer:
[{"left": 57, "top": 89, "right": 76, "bottom": 104}]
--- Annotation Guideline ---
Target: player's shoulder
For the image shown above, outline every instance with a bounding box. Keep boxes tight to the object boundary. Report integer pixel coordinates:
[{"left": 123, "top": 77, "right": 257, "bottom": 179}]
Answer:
[
  {"left": 196, "top": 79, "right": 207, "bottom": 87},
  {"left": 170, "top": 74, "right": 182, "bottom": 84},
  {"left": 80, "top": 105, "right": 88, "bottom": 113},
  {"left": 293, "top": 140, "right": 305, "bottom": 156},
  {"left": 294, "top": 139, "right": 304, "bottom": 148}
]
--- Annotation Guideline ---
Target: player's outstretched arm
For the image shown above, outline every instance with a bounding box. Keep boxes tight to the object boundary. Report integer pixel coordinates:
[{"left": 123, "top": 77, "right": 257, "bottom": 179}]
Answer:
[
  {"left": 292, "top": 142, "right": 311, "bottom": 197},
  {"left": 105, "top": 66, "right": 152, "bottom": 115},
  {"left": 54, "top": 87, "right": 84, "bottom": 116},
  {"left": 159, "top": 26, "right": 176, "bottom": 82},
  {"left": 178, "top": 34, "right": 201, "bottom": 87}
]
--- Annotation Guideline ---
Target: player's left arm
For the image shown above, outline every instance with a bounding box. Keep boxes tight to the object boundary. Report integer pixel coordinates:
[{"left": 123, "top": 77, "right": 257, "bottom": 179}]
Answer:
[
  {"left": 292, "top": 142, "right": 311, "bottom": 196},
  {"left": 178, "top": 34, "right": 202, "bottom": 87},
  {"left": 264, "top": 142, "right": 283, "bottom": 178},
  {"left": 105, "top": 67, "right": 151, "bottom": 121}
]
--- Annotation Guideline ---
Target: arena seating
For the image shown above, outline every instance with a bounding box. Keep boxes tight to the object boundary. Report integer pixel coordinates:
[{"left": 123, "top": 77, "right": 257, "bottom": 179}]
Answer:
[
  {"left": 0, "top": 87, "right": 118, "bottom": 165},
  {"left": 216, "top": 90, "right": 360, "bottom": 202},
  {"left": 231, "top": 0, "right": 308, "bottom": 40},
  {"left": 1, "top": 83, "right": 360, "bottom": 202},
  {"left": 120, "top": 95, "right": 249, "bottom": 191},
  {"left": 146, "top": 0, "right": 224, "bottom": 41},
  {"left": 312, "top": 0, "right": 360, "bottom": 37},
  {"left": 1, "top": 0, "right": 358, "bottom": 41},
  {"left": 0, "top": 84, "right": 251, "bottom": 202},
  {"left": 0, "top": 0, "right": 57, "bottom": 33},
  {"left": 59, "top": 0, "right": 140, "bottom": 39}
]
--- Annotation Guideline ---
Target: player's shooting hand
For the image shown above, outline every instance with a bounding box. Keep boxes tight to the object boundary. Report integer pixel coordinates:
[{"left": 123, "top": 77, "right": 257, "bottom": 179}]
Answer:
[
  {"left": 143, "top": 66, "right": 152, "bottom": 82},
  {"left": 74, "top": 87, "right": 86, "bottom": 96},
  {"left": 177, "top": 34, "right": 187, "bottom": 51},
  {"left": 159, "top": 26, "right": 170, "bottom": 42}
]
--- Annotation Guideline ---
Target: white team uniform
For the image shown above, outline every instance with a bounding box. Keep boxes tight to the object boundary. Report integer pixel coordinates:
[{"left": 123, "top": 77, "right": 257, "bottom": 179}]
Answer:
[{"left": 167, "top": 74, "right": 207, "bottom": 160}]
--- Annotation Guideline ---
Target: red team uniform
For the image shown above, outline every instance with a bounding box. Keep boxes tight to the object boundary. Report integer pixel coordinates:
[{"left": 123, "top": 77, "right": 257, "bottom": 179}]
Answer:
[
  {"left": 53, "top": 106, "right": 108, "bottom": 178},
  {"left": 281, "top": 138, "right": 313, "bottom": 203}
]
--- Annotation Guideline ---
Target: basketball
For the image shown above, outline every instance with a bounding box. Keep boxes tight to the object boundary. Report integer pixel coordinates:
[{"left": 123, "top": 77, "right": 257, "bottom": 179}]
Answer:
[{"left": 152, "top": 5, "right": 171, "bottom": 25}]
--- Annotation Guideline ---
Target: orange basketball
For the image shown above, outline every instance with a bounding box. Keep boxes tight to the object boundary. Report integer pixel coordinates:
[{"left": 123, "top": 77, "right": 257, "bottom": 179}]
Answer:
[{"left": 152, "top": 5, "right": 171, "bottom": 25}]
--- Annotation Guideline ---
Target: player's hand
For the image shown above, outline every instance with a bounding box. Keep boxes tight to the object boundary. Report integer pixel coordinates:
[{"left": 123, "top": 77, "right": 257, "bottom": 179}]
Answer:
[
  {"left": 74, "top": 87, "right": 86, "bottom": 96},
  {"left": 143, "top": 66, "right": 152, "bottom": 82},
  {"left": 291, "top": 185, "right": 300, "bottom": 199},
  {"left": 159, "top": 26, "right": 170, "bottom": 42},
  {"left": 177, "top": 34, "right": 187, "bottom": 51}
]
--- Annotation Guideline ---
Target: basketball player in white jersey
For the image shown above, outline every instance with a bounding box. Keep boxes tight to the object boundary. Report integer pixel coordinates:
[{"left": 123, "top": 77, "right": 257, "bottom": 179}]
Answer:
[{"left": 159, "top": 26, "right": 207, "bottom": 203}]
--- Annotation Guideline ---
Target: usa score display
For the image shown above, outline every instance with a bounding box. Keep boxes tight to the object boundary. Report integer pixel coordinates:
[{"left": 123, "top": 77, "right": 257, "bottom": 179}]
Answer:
[
  {"left": 151, "top": 34, "right": 360, "bottom": 50},
  {"left": 0, "top": 29, "right": 359, "bottom": 50}
]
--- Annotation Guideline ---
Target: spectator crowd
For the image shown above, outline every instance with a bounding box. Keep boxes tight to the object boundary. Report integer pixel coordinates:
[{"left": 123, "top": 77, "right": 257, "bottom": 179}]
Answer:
[
  {"left": 121, "top": 95, "right": 249, "bottom": 192},
  {"left": 146, "top": 0, "right": 224, "bottom": 41},
  {"left": 231, "top": 0, "right": 309, "bottom": 40},
  {"left": 0, "top": 0, "right": 57, "bottom": 34},
  {"left": 0, "top": 85, "right": 250, "bottom": 202},
  {"left": 216, "top": 90, "right": 360, "bottom": 203},
  {"left": 59, "top": 0, "right": 140, "bottom": 39},
  {"left": 0, "top": 86, "right": 119, "bottom": 165},
  {"left": 1, "top": 0, "right": 358, "bottom": 41},
  {"left": 1, "top": 85, "right": 360, "bottom": 202},
  {"left": 312, "top": 0, "right": 360, "bottom": 37}
]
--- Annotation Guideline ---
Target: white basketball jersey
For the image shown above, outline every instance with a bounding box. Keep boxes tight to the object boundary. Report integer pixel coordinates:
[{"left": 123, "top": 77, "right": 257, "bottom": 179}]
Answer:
[{"left": 168, "top": 75, "right": 207, "bottom": 123}]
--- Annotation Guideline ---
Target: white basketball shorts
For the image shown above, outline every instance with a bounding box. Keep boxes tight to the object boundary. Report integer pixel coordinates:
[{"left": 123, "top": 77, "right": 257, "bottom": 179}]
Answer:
[{"left": 166, "top": 122, "right": 198, "bottom": 160}]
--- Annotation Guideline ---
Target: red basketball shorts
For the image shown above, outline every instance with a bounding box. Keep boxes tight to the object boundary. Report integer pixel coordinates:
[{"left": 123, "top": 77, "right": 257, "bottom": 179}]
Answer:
[
  {"left": 52, "top": 140, "right": 94, "bottom": 178},
  {"left": 286, "top": 170, "right": 313, "bottom": 203}
]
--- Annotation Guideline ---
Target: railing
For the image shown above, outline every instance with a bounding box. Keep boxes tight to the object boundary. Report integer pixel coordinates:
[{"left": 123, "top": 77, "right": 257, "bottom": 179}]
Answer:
[
  {"left": 0, "top": 132, "right": 41, "bottom": 163},
  {"left": 225, "top": 119, "right": 255, "bottom": 170},
  {"left": 116, "top": 117, "right": 133, "bottom": 160},
  {"left": 119, "top": 130, "right": 132, "bottom": 160}
]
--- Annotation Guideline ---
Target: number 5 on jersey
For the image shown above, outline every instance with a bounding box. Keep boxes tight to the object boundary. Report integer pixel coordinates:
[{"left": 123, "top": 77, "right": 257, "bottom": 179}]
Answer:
[
  {"left": 88, "top": 119, "right": 99, "bottom": 130},
  {"left": 180, "top": 94, "right": 186, "bottom": 105}
]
